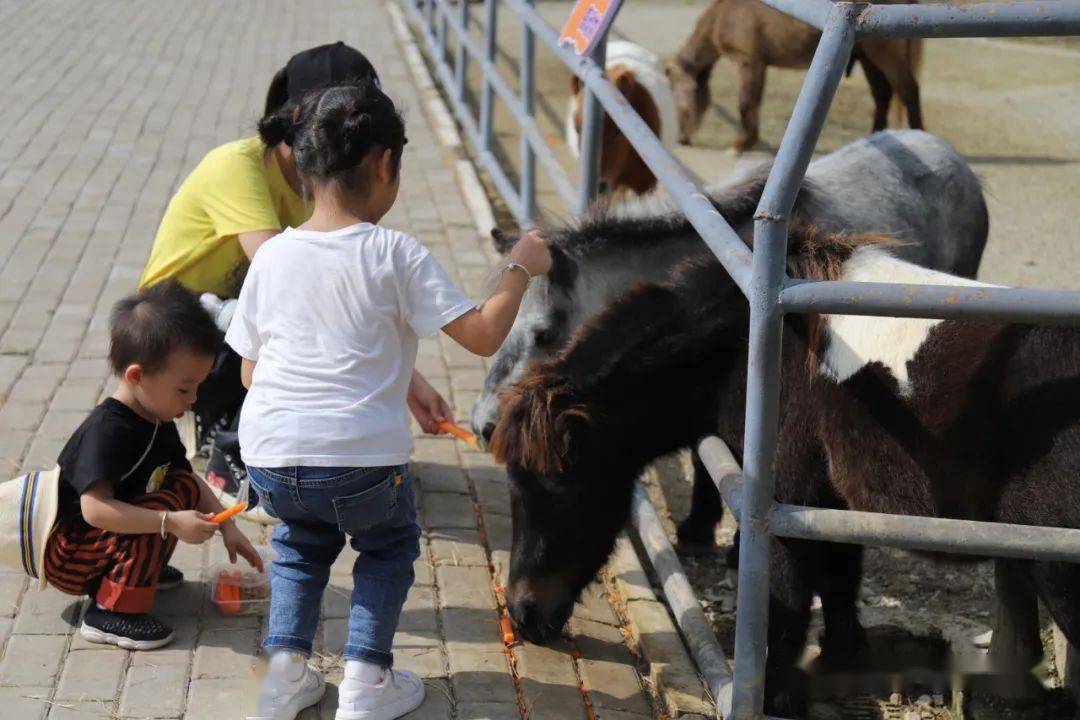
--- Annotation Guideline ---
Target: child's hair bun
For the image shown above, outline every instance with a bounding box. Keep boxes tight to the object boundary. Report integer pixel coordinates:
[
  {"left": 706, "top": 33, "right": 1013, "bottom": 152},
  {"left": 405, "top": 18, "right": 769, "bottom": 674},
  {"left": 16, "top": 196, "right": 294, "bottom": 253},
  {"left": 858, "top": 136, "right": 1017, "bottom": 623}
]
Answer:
[{"left": 292, "top": 80, "right": 407, "bottom": 186}]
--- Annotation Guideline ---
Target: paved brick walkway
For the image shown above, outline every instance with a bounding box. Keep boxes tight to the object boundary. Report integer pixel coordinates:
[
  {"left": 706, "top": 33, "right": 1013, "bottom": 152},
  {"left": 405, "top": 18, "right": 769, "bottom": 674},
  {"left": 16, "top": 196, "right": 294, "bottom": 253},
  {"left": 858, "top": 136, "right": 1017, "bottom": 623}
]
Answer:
[{"left": 0, "top": 2, "right": 660, "bottom": 718}]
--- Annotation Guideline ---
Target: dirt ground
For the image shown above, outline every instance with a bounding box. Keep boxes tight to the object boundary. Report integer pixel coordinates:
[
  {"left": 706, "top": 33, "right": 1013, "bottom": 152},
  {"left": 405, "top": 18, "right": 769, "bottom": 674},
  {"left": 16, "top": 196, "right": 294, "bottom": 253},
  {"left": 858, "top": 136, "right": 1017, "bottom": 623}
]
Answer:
[{"left": 452, "top": 1, "right": 1080, "bottom": 717}]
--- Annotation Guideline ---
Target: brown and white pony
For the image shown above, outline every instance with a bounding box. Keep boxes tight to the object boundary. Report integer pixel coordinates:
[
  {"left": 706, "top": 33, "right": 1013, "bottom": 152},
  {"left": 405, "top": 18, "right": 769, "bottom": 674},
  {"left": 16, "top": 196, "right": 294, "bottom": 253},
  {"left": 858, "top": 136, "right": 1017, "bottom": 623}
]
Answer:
[
  {"left": 566, "top": 40, "right": 678, "bottom": 197},
  {"left": 491, "top": 227, "right": 1080, "bottom": 716},
  {"left": 667, "top": 0, "right": 924, "bottom": 152}
]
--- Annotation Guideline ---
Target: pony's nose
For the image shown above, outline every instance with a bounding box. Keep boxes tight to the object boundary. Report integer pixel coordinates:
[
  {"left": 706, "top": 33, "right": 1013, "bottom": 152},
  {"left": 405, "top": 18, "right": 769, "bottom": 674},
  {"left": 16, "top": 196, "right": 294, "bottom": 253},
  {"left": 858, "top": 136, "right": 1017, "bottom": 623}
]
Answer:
[
  {"left": 508, "top": 599, "right": 557, "bottom": 646},
  {"left": 597, "top": 180, "right": 610, "bottom": 195},
  {"left": 481, "top": 422, "right": 496, "bottom": 445}
]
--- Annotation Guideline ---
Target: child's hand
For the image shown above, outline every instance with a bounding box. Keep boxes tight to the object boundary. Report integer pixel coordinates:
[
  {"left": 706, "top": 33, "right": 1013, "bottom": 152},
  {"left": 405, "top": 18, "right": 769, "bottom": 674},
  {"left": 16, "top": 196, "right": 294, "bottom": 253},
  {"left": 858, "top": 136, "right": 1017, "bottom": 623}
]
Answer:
[
  {"left": 220, "top": 521, "right": 264, "bottom": 572},
  {"left": 166, "top": 510, "right": 218, "bottom": 544},
  {"left": 407, "top": 371, "right": 453, "bottom": 434},
  {"left": 508, "top": 231, "right": 552, "bottom": 277}
]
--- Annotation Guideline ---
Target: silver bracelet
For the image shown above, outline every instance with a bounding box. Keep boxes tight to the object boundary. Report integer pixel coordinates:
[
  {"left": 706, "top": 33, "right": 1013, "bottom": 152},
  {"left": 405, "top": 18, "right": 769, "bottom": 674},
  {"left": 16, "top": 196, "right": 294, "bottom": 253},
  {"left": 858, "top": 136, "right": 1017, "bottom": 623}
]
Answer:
[
  {"left": 160, "top": 511, "right": 168, "bottom": 539},
  {"left": 501, "top": 262, "right": 531, "bottom": 281}
]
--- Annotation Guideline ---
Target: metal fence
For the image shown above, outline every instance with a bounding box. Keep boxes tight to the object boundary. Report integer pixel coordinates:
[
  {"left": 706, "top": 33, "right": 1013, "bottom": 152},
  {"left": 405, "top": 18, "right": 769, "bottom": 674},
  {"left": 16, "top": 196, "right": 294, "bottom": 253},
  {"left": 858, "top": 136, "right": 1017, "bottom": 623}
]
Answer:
[{"left": 399, "top": 1, "right": 1080, "bottom": 719}]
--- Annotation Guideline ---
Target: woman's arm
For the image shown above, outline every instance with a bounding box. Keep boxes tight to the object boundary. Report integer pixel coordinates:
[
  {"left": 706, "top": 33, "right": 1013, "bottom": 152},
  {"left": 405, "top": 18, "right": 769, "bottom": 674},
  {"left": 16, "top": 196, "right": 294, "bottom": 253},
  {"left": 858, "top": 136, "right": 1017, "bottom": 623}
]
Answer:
[
  {"left": 238, "top": 230, "right": 277, "bottom": 260},
  {"left": 241, "top": 358, "right": 256, "bottom": 389}
]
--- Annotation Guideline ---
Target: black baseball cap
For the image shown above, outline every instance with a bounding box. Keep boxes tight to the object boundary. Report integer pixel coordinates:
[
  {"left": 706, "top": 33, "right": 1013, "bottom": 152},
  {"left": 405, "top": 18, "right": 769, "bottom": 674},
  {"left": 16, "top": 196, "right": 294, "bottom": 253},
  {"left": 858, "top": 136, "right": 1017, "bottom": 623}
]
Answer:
[{"left": 265, "top": 42, "right": 380, "bottom": 114}]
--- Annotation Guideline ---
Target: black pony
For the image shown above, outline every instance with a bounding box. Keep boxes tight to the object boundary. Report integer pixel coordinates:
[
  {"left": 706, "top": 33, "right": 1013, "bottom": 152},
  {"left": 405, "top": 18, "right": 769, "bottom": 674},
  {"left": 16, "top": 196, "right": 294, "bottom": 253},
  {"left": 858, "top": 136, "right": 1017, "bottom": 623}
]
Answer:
[{"left": 491, "top": 226, "right": 1080, "bottom": 716}]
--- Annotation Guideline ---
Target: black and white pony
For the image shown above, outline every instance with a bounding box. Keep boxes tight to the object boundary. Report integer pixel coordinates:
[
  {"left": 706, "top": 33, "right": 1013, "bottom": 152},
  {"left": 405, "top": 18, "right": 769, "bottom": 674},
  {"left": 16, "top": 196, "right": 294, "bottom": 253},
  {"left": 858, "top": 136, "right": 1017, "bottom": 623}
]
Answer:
[
  {"left": 490, "top": 227, "right": 1080, "bottom": 717},
  {"left": 473, "top": 129, "right": 989, "bottom": 547}
]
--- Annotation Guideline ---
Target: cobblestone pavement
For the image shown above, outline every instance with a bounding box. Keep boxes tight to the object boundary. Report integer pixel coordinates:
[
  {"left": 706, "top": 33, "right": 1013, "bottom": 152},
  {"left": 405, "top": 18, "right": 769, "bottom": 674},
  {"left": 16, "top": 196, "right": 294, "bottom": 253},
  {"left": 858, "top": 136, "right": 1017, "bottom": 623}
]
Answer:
[{"left": 0, "top": 2, "right": 662, "bottom": 718}]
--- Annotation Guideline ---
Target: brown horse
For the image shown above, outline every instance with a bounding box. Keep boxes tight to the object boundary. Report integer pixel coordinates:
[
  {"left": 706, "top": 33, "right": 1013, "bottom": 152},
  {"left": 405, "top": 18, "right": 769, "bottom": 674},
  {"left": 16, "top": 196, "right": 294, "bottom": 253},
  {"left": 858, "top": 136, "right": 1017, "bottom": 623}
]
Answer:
[
  {"left": 667, "top": 0, "right": 924, "bottom": 152},
  {"left": 567, "top": 40, "right": 679, "bottom": 197}
]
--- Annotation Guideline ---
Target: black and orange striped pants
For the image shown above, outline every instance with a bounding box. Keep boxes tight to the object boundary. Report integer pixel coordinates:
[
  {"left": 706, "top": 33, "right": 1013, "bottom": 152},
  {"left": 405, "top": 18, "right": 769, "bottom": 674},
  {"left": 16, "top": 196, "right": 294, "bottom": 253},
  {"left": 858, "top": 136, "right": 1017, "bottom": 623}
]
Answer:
[{"left": 44, "top": 471, "right": 202, "bottom": 614}]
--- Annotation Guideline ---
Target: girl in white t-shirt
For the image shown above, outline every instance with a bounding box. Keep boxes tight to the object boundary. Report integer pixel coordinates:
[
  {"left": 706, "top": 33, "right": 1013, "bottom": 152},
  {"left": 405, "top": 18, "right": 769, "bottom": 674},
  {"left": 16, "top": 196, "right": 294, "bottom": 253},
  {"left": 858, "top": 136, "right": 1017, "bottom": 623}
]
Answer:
[{"left": 227, "top": 80, "right": 550, "bottom": 720}]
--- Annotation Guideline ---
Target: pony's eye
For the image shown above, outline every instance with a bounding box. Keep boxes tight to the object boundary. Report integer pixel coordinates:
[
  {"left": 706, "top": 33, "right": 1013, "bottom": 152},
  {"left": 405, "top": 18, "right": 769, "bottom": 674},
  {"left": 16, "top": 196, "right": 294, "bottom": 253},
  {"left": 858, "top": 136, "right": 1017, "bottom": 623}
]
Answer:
[{"left": 533, "top": 328, "right": 557, "bottom": 348}]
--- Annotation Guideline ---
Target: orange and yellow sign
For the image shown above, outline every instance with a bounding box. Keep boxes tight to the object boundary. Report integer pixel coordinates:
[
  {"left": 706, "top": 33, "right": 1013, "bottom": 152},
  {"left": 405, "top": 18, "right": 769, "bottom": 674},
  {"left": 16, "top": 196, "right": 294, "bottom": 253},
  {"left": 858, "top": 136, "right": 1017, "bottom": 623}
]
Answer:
[{"left": 559, "top": 0, "right": 623, "bottom": 56}]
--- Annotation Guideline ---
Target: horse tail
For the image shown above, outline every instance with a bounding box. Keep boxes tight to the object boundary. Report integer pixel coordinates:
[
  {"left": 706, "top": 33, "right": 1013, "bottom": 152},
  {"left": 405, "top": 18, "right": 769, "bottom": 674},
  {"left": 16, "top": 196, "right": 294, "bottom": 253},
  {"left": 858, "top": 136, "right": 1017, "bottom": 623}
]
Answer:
[{"left": 890, "top": 37, "right": 923, "bottom": 127}]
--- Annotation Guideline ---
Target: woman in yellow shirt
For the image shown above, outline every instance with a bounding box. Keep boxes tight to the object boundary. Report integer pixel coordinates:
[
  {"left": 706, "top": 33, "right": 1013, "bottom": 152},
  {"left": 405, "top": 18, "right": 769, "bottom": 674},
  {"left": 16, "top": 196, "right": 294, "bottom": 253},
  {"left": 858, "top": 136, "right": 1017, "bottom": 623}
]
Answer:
[
  {"left": 139, "top": 44, "right": 455, "bottom": 518},
  {"left": 140, "top": 42, "right": 378, "bottom": 297}
]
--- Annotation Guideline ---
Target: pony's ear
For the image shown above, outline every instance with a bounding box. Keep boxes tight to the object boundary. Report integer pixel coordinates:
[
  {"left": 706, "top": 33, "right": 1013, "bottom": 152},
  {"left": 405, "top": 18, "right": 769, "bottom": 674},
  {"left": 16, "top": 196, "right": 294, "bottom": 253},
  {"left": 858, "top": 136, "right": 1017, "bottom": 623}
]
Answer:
[
  {"left": 490, "top": 228, "right": 518, "bottom": 256},
  {"left": 490, "top": 372, "right": 589, "bottom": 475},
  {"left": 611, "top": 67, "right": 640, "bottom": 97}
]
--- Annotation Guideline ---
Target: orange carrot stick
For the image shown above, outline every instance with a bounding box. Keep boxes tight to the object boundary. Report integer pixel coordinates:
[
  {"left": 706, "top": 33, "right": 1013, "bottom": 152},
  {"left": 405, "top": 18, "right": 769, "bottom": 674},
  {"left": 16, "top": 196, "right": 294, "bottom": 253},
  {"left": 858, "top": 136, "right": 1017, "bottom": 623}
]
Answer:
[
  {"left": 436, "top": 420, "right": 479, "bottom": 447},
  {"left": 211, "top": 502, "right": 248, "bottom": 524},
  {"left": 499, "top": 613, "right": 517, "bottom": 646}
]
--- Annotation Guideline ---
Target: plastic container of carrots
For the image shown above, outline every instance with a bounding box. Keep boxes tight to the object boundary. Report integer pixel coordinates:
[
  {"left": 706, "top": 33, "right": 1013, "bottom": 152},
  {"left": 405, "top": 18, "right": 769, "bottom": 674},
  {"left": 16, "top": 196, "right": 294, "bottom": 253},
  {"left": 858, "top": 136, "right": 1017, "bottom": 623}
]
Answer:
[{"left": 207, "top": 546, "right": 274, "bottom": 617}]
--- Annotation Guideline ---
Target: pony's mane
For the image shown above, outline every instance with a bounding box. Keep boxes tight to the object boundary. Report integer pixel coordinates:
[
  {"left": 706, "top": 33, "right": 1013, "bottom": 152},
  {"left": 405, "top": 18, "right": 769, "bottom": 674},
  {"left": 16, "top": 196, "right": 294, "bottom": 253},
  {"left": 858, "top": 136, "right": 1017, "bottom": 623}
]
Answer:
[
  {"left": 782, "top": 224, "right": 904, "bottom": 371},
  {"left": 491, "top": 223, "right": 904, "bottom": 473},
  {"left": 542, "top": 163, "right": 788, "bottom": 259}
]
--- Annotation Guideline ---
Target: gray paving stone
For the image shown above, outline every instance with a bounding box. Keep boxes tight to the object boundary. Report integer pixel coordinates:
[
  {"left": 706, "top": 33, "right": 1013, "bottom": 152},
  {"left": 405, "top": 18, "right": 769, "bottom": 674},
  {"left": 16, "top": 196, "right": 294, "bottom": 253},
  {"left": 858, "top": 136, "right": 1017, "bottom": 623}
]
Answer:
[
  {"left": 402, "top": 679, "right": 452, "bottom": 719},
  {"left": 473, "top": 476, "right": 511, "bottom": 516},
  {"left": 574, "top": 583, "right": 621, "bottom": 627},
  {"left": 394, "top": 631, "right": 445, "bottom": 679},
  {"left": 46, "top": 700, "right": 116, "bottom": 720},
  {"left": 446, "top": 648, "right": 517, "bottom": 704},
  {"left": 0, "top": 686, "right": 52, "bottom": 720},
  {"left": 436, "top": 566, "right": 496, "bottom": 611},
  {"left": 430, "top": 527, "right": 488, "bottom": 567},
  {"left": 118, "top": 663, "right": 188, "bottom": 718},
  {"left": 414, "top": 461, "right": 469, "bottom": 494},
  {"left": 456, "top": 702, "right": 523, "bottom": 720},
  {"left": 185, "top": 676, "right": 261, "bottom": 720},
  {"left": 579, "top": 654, "right": 652, "bottom": 714},
  {"left": 422, "top": 492, "right": 477, "bottom": 529},
  {"left": 13, "top": 586, "right": 83, "bottom": 634},
  {"left": 440, "top": 608, "right": 504, "bottom": 654},
  {"left": 192, "top": 627, "right": 260, "bottom": 678},
  {"left": 54, "top": 648, "right": 128, "bottom": 701},
  {"left": 0, "top": 616, "right": 13, "bottom": 652},
  {"left": 0, "top": 573, "right": 27, "bottom": 617},
  {"left": 323, "top": 580, "right": 353, "bottom": 619},
  {"left": 399, "top": 585, "right": 438, "bottom": 633},
  {"left": 0, "top": 633, "right": 68, "bottom": 685}
]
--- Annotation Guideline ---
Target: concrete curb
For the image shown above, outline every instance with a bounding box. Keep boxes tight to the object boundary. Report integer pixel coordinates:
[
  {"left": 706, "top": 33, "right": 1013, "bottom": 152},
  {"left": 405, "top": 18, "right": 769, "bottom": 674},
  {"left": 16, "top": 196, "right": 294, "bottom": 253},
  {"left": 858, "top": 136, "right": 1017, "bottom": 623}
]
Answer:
[
  {"left": 388, "top": 4, "right": 716, "bottom": 717},
  {"left": 608, "top": 535, "right": 717, "bottom": 719}
]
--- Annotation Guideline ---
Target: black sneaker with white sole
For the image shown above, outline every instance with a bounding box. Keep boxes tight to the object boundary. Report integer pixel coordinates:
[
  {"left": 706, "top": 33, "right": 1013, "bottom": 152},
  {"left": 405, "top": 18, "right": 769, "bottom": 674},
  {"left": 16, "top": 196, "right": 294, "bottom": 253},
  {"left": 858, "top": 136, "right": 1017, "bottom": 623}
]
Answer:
[
  {"left": 157, "top": 565, "right": 184, "bottom": 591},
  {"left": 80, "top": 605, "right": 175, "bottom": 651}
]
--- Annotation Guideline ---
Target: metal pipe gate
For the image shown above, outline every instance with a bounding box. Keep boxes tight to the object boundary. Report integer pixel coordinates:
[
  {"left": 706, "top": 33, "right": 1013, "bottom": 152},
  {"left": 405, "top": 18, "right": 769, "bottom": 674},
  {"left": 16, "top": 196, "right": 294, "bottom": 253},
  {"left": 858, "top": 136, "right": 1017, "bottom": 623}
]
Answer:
[{"left": 399, "top": 1, "right": 1080, "bottom": 719}]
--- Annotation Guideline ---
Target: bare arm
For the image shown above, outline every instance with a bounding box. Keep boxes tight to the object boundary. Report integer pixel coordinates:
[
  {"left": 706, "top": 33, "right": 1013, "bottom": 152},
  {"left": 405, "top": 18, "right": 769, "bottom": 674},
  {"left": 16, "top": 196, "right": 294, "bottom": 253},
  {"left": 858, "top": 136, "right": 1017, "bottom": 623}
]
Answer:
[
  {"left": 238, "top": 229, "right": 277, "bottom": 260},
  {"left": 442, "top": 268, "right": 530, "bottom": 357},
  {"left": 80, "top": 482, "right": 167, "bottom": 535},
  {"left": 80, "top": 480, "right": 222, "bottom": 543},
  {"left": 241, "top": 358, "right": 255, "bottom": 389},
  {"left": 441, "top": 231, "right": 552, "bottom": 357}
]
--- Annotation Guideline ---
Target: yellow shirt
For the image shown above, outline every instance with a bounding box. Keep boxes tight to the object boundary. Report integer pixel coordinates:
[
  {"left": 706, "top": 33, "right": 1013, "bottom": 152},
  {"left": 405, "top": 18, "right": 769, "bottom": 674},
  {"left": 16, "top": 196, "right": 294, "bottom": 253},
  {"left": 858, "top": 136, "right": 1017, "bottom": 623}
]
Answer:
[{"left": 139, "top": 136, "right": 312, "bottom": 298}]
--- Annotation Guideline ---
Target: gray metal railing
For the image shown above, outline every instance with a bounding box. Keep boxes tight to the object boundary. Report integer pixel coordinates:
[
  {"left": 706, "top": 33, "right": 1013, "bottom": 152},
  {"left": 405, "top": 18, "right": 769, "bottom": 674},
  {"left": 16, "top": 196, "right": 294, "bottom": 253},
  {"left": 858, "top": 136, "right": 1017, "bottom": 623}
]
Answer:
[{"left": 399, "top": 1, "right": 1080, "bottom": 719}]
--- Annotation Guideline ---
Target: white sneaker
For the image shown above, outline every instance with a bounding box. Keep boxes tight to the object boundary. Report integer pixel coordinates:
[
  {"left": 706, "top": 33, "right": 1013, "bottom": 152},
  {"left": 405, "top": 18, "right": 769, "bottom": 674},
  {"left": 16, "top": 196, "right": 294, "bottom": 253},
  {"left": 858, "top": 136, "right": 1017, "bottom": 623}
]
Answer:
[
  {"left": 335, "top": 666, "right": 425, "bottom": 720},
  {"left": 248, "top": 652, "right": 326, "bottom": 720}
]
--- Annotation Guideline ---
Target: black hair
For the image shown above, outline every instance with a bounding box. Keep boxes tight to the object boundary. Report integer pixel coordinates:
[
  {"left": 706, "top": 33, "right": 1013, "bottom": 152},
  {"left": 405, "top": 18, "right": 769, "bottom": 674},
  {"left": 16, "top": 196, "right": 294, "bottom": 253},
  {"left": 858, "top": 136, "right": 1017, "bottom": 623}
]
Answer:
[
  {"left": 264, "top": 67, "right": 290, "bottom": 117},
  {"left": 258, "top": 88, "right": 298, "bottom": 150},
  {"left": 289, "top": 81, "right": 408, "bottom": 193},
  {"left": 259, "top": 43, "right": 380, "bottom": 149},
  {"left": 109, "top": 280, "right": 221, "bottom": 376}
]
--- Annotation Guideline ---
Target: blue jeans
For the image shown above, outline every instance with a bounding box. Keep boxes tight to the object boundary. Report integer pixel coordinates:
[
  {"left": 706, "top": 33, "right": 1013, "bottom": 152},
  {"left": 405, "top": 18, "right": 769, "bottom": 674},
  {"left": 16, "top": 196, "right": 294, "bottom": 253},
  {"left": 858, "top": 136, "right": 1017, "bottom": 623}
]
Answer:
[{"left": 247, "top": 465, "right": 420, "bottom": 667}]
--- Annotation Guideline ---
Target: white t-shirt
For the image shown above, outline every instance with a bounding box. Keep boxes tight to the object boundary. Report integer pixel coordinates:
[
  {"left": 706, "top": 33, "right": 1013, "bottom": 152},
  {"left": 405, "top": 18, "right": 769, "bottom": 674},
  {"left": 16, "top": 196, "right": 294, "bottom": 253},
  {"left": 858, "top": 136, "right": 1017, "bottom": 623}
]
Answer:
[{"left": 225, "top": 222, "right": 475, "bottom": 468}]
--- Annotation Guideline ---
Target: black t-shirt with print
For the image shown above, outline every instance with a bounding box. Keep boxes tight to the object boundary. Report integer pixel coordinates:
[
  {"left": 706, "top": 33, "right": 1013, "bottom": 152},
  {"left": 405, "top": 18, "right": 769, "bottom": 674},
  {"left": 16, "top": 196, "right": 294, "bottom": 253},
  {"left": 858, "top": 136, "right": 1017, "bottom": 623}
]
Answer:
[{"left": 57, "top": 398, "right": 192, "bottom": 523}]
